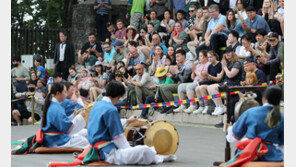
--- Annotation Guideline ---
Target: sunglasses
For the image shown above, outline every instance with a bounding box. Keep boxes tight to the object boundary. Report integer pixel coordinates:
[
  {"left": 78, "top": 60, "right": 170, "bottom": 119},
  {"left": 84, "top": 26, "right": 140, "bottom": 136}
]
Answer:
[
  {"left": 189, "top": 10, "right": 195, "bottom": 13},
  {"left": 268, "top": 39, "right": 276, "bottom": 42}
]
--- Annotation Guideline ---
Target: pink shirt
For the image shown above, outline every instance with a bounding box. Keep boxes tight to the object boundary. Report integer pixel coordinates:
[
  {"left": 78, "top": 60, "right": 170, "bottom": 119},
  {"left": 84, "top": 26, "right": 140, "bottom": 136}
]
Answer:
[
  {"left": 115, "top": 28, "right": 127, "bottom": 40},
  {"left": 194, "top": 62, "right": 211, "bottom": 82}
]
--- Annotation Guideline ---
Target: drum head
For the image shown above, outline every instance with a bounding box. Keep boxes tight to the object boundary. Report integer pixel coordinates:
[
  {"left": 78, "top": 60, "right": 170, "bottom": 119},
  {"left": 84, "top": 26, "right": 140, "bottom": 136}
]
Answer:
[
  {"left": 124, "top": 120, "right": 150, "bottom": 142},
  {"left": 234, "top": 99, "right": 260, "bottom": 121},
  {"left": 144, "top": 120, "right": 179, "bottom": 155}
]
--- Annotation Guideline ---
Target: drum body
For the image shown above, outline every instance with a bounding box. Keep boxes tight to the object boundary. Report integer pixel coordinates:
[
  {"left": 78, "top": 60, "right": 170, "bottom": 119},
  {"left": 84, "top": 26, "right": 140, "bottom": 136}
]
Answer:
[
  {"left": 124, "top": 120, "right": 179, "bottom": 155},
  {"left": 77, "top": 102, "right": 94, "bottom": 128},
  {"left": 234, "top": 99, "right": 260, "bottom": 121}
]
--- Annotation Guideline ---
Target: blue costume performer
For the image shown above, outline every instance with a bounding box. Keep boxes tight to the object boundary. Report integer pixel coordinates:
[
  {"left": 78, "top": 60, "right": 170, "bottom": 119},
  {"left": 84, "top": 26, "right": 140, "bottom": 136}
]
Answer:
[{"left": 225, "top": 86, "right": 284, "bottom": 166}]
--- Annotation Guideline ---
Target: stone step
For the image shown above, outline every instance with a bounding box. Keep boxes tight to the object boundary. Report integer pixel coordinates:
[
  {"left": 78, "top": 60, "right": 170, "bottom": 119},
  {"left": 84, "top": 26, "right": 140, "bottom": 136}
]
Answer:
[{"left": 120, "top": 109, "right": 224, "bottom": 126}]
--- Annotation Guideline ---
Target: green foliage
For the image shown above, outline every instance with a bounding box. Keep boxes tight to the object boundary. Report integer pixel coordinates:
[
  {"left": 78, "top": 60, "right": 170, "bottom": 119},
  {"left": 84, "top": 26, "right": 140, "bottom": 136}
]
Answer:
[{"left": 11, "top": 0, "right": 78, "bottom": 29}]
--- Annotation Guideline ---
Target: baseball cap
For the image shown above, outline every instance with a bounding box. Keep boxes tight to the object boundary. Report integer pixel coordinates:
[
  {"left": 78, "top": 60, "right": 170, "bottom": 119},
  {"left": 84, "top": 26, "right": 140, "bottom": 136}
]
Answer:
[
  {"left": 224, "top": 46, "right": 234, "bottom": 53},
  {"left": 268, "top": 32, "right": 279, "bottom": 39},
  {"left": 111, "top": 40, "right": 123, "bottom": 47},
  {"left": 94, "top": 61, "right": 103, "bottom": 66},
  {"left": 244, "top": 57, "right": 256, "bottom": 63}
]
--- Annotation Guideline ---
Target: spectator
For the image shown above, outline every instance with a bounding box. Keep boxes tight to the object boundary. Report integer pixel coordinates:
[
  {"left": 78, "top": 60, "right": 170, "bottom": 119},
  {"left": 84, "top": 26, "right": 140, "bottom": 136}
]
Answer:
[
  {"left": 274, "top": 0, "right": 284, "bottom": 38},
  {"left": 89, "top": 62, "right": 107, "bottom": 102},
  {"left": 226, "top": 30, "right": 242, "bottom": 55},
  {"left": 34, "top": 56, "right": 46, "bottom": 79},
  {"left": 68, "top": 67, "right": 82, "bottom": 84},
  {"left": 124, "top": 25, "right": 139, "bottom": 47},
  {"left": 126, "top": 64, "right": 154, "bottom": 104},
  {"left": 252, "top": 29, "right": 270, "bottom": 67},
  {"left": 257, "top": 32, "right": 283, "bottom": 81},
  {"left": 176, "top": 10, "right": 188, "bottom": 29},
  {"left": 242, "top": 6, "right": 271, "bottom": 41},
  {"left": 187, "top": 8, "right": 204, "bottom": 41},
  {"left": 241, "top": 57, "right": 267, "bottom": 85},
  {"left": 225, "top": 9, "right": 245, "bottom": 37},
  {"left": 93, "top": 0, "right": 112, "bottom": 42},
  {"left": 150, "top": 0, "right": 167, "bottom": 21},
  {"left": 150, "top": 45, "right": 167, "bottom": 75},
  {"left": 185, "top": 0, "right": 200, "bottom": 15},
  {"left": 125, "top": 45, "right": 146, "bottom": 76},
  {"left": 150, "top": 33, "right": 168, "bottom": 56},
  {"left": 237, "top": 33, "right": 254, "bottom": 61},
  {"left": 173, "top": 0, "right": 186, "bottom": 20},
  {"left": 159, "top": 49, "right": 192, "bottom": 114},
  {"left": 146, "top": 23, "right": 156, "bottom": 44},
  {"left": 243, "top": 72, "right": 258, "bottom": 86},
  {"left": 195, "top": 4, "right": 227, "bottom": 60},
  {"left": 60, "top": 81, "right": 84, "bottom": 120},
  {"left": 47, "top": 72, "right": 63, "bottom": 93},
  {"left": 102, "top": 42, "right": 116, "bottom": 66},
  {"left": 234, "top": 0, "right": 248, "bottom": 21},
  {"left": 36, "top": 78, "right": 46, "bottom": 93},
  {"left": 12, "top": 80, "right": 45, "bottom": 125},
  {"left": 137, "top": 28, "right": 149, "bottom": 46},
  {"left": 174, "top": 50, "right": 211, "bottom": 113},
  {"left": 114, "top": 70, "right": 129, "bottom": 108},
  {"left": 53, "top": 31, "right": 75, "bottom": 80},
  {"left": 193, "top": 50, "right": 222, "bottom": 114},
  {"left": 130, "top": 0, "right": 146, "bottom": 31},
  {"left": 142, "top": 10, "right": 161, "bottom": 31},
  {"left": 169, "top": 22, "right": 189, "bottom": 52},
  {"left": 106, "top": 23, "right": 116, "bottom": 42},
  {"left": 81, "top": 50, "right": 98, "bottom": 71},
  {"left": 140, "top": 67, "right": 174, "bottom": 118},
  {"left": 184, "top": 5, "right": 197, "bottom": 32},
  {"left": 115, "top": 19, "right": 127, "bottom": 42},
  {"left": 111, "top": 40, "right": 127, "bottom": 67},
  {"left": 158, "top": 10, "right": 175, "bottom": 45},
  {"left": 260, "top": 0, "right": 276, "bottom": 21},
  {"left": 167, "top": 46, "right": 177, "bottom": 65},
  {"left": 29, "top": 72, "right": 38, "bottom": 86},
  {"left": 200, "top": 6, "right": 212, "bottom": 42},
  {"left": 207, "top": 47, "right": 243, "bottom": 116},
  {"left": 11, "top": 57, "right": 30, "bottom": 93},
  {"left": 78, "top": 33, "right": 103, "bottom": 65},
  {"left": 76, "top": 68, "right": 95, "bottom": 94}
]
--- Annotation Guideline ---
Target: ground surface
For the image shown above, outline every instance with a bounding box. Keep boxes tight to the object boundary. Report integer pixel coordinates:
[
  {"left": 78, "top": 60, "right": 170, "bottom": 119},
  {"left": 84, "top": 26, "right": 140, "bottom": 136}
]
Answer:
[{"left": 11, "top": 123, "right": 236, "bottom": 167}]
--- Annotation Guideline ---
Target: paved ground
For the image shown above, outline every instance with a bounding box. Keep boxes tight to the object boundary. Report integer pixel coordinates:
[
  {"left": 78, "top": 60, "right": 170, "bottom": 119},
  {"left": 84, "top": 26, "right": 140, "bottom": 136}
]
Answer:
[{"left": 11, "top": 123, "right": 236, "bottom": 167}]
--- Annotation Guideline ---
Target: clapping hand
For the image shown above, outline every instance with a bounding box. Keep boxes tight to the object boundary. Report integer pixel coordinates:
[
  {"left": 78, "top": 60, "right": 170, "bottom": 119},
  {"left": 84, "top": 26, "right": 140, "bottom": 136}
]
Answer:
[{"left": 221, "top": 58, "right": 227, "bottom": 68}]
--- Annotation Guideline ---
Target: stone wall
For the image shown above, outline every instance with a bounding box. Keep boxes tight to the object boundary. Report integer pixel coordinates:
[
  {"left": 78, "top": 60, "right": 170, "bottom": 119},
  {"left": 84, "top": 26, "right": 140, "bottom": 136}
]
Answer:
[{"left": 70, "top": 1, "right": 129, "bottom": 62}]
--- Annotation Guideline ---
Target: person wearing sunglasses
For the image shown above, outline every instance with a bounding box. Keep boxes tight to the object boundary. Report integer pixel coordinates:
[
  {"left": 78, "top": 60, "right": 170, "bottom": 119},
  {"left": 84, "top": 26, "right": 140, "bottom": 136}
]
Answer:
[
  {"left": 257, "top": 32, "right": 283, "bottom": 81},
  {"left": 184, "top": 5, "right": 197, "bottom": 32}
]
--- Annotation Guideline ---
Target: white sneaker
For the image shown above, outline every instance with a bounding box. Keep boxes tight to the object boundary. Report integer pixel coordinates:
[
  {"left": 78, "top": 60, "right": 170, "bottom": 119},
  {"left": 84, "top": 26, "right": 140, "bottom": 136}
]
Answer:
[
  {"left": 202, "top": 106, "right": 209, "bottom": 114},
  {"left": 184, "top": 105, "right": 197, "bottom": 113},
  {"left": 213, "top": 105, "right": 226, "bottom": 115},
  {"left": 211, "top": 106, "right": 219, "bottom": 115},
  {"left": 193, "top": 106, "right": 204, "bottom": 114},
  {"left": 173, "top": 105, "right": 186, "bottom": 113}
]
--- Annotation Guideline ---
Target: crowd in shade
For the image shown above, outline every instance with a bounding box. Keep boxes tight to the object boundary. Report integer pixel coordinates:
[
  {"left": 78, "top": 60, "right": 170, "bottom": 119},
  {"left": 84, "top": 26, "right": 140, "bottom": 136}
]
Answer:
[{"left": 11, "top": 0, "right": 284, "bottom": 126}]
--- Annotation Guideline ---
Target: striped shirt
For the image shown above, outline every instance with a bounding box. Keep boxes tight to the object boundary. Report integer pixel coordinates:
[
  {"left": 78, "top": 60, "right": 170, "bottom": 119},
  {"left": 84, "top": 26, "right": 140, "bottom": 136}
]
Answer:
[{"left": 94, "top": 0, "right": 111, "bottom": 15}]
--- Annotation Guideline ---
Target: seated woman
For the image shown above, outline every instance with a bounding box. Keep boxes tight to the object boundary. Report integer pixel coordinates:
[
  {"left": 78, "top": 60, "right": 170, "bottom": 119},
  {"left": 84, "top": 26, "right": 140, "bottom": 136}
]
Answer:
[
  {"left": 173, "top": 50, "right": 211, "bottom": 113},
  {"left": 225, "top": 9, "right": 245, "bottom": 38},
  {"left": 206, "top": 47, "right": 243, "bottom": 116},
  {"left": 193, "top": 51, "right": 222, "bottom": 114},
  {"left": 29, "top": 72, "right": 38, "bottom": 85},
  {"left": 150, "top": 45, "right": 167, "bottom": 75},
  {"left": 68, "top": 67, "right": 81, "bottom": 84},
  {"left": 234, "top": 0, "right": 248, "bottom": 22},
  {"left": 226, "top": 86, "right": 284, "bottom": 165},
  {"left": 169, "top": 22, "right": 189, "bottom": 52},
  {"left": 123, "top": 25, "right": 139, "bottom": 47},
  {"left": 36, "top": 78, "right": 46, "bottom": 93},
  {"left": 158, "top": 10, "right": 175, "bottom": 45},
  {"left": 41, "top": 82, "right": 89, "bottom": 149},
  {"left": 166, "top": 46, "right": 177, "bottom": 65},
  {"left": 89, "top": 63, "right": 107, "bottom": 102}
]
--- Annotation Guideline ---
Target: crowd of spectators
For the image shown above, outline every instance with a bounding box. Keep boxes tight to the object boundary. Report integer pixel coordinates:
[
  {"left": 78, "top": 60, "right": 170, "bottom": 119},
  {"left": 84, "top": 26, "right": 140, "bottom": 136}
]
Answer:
[{"left": 11, "top": 0, "right": 284, "bottom": 126}]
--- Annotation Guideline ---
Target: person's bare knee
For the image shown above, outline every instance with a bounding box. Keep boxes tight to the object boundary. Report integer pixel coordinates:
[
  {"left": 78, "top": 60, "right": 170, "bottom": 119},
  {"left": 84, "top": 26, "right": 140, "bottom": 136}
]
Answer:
[
  {"left": 28, "top": 117, "right": 32, "bottom": 124},
  {"left": 12, "top": 109, "right": 20, "bottom": 117}
]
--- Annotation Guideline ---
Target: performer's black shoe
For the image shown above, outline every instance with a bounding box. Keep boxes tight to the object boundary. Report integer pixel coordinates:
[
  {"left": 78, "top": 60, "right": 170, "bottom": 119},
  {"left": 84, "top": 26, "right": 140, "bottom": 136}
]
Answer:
[
  {"left": 160, "top": 106, "right": 169, "bottom": 114},
  {"left": 166, "top": 106, "right": 176, "bottom": 114},
  {"left": 214, "top": 121, "right": 224, "bottom": 128}
]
